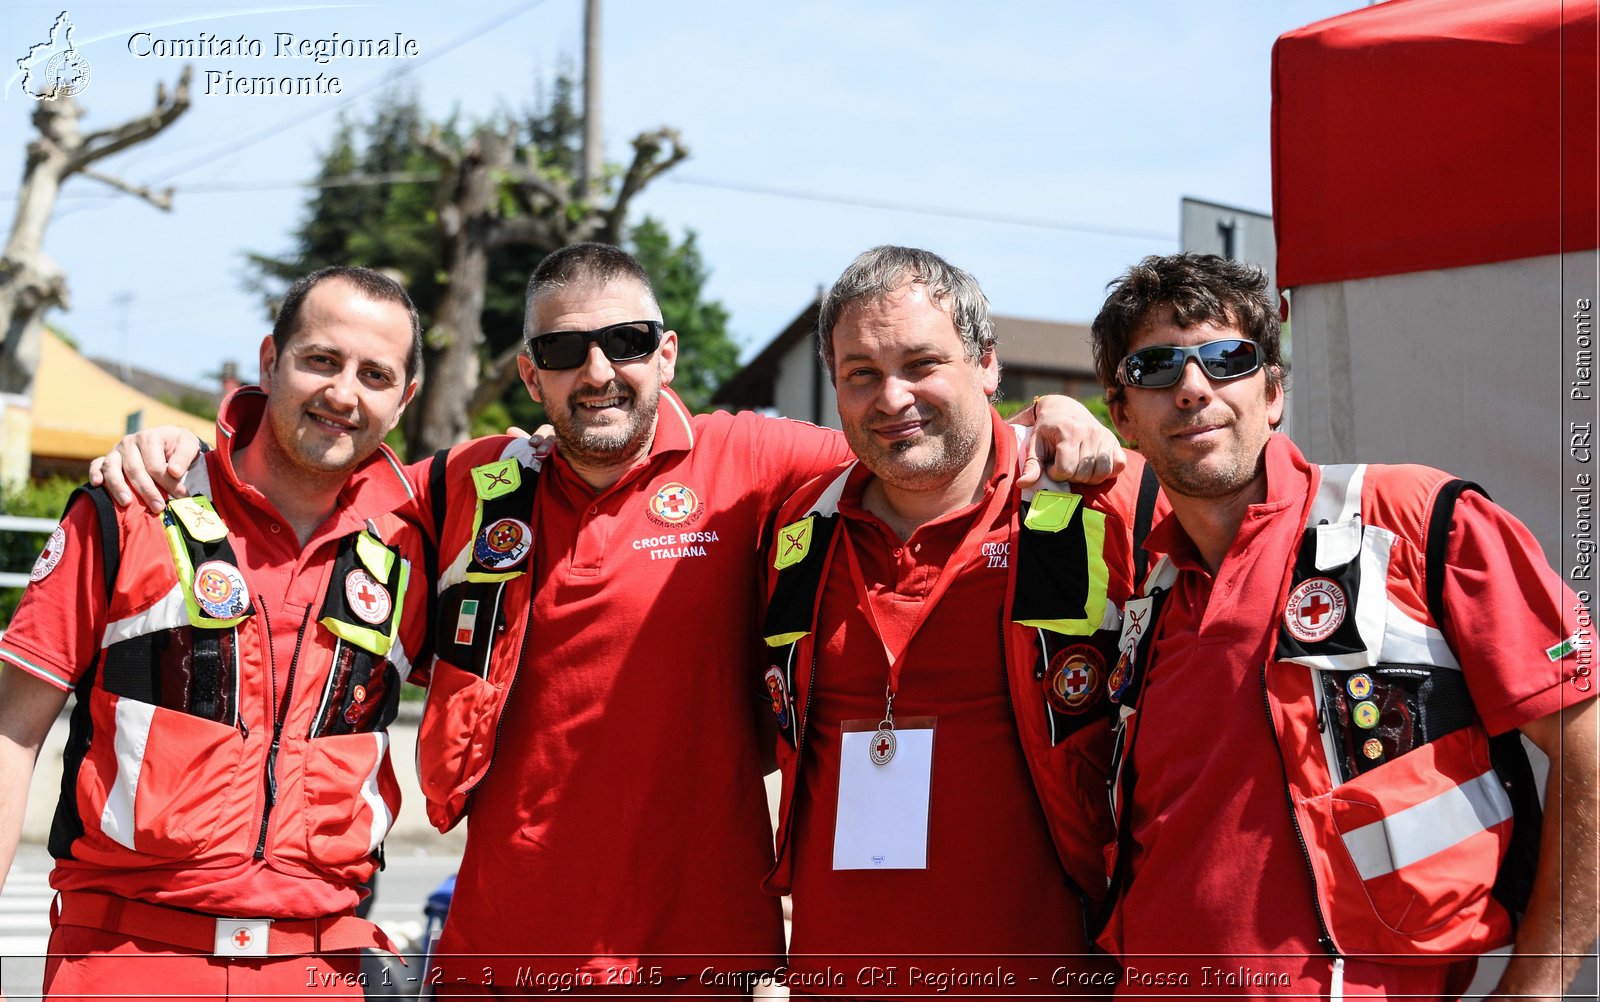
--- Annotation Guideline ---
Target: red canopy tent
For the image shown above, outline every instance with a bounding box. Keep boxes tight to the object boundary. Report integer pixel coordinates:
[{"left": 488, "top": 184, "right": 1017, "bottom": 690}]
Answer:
[{"left": 1273, "top": 0, "right": 1599, "bottom": 564}]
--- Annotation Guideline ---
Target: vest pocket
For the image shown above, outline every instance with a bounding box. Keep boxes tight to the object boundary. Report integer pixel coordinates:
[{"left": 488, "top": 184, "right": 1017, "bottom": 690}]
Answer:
[
  {"left": 297, "top": 730, "right": 396, "bottom": 869},
  {"left": 1320, "top": 726, "right": 1510, "bottom": 936},
  {"left": 417, "top": 657, "right": 499, "bottom": 830},
  {"left": 85, "top": 689, "right": 248, "bottom": 858}
]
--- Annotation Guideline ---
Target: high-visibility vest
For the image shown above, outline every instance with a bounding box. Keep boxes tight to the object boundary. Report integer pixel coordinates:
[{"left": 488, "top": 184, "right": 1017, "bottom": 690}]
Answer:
[
  {"left": 1104, "top": 463, "right": 1542, "bottom": 960},
  {"left": 52, "top": 457, "right": 414, "bottom": 885},
  {"left": 414, "top": 436, "right": 544, "bottom": 832}
]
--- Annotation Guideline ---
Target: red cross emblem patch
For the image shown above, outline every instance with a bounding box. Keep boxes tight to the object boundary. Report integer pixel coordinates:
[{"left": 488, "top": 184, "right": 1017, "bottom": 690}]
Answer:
[
  {"left": 1285, "top": 577, "right": 1348, "bottom": 644},
  {"left": 646, "top": 482, "right": 702, "bottom": 526},
  {"left": 345, "top": 568, "right": 392, "bottom": 625},
  {"left": 30, "top": 526, "right": 65, "bottom": 582},
  {"left": 1044, "top": 644, "right": 1104, "bottom": 715}
]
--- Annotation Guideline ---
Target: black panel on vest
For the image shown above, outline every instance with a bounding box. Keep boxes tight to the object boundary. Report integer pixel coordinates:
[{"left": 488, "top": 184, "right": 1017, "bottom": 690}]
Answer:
[
  {"left": 466, "top": 468, "right": 540, "bottom": 577},
  {"left": 1273, "top": 528, "right": 1365, "bottom": 661},
  {"left": 436, "top": 580, "right": 506, "bottom": 680},
  {"left": 761, "top": 516, "right": 840, "bottom": 643},
  {"left": 1011, "top": 498, "right": 1091, "bottom": 626},
  {"left": 319, "top": 536, "right": 398, "bottom": 638}
]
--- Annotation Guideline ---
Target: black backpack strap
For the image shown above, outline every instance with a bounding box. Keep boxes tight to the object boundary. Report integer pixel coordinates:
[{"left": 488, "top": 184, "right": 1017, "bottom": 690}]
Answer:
[
  {"left": 1422, "top": 478, "right": 1542, "bottom": 920},
  {"left": 1424, "top": 478, "right": 1486, "bottom": 635},
  {"left": 1132, "top": 461, "right": 1160, "bottom": 586},
  {"left": 48, "top": 484, "right": 120, "bottom": 860},
  {"left": 62, "top": 485, "right": 120, "bottom": 602},
  {"left": 425, "top": 448, "right": 451, "bottom": 589}
]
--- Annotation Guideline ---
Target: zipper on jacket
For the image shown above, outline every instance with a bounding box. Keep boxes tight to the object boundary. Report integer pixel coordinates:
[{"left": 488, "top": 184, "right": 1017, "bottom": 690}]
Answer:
[
  {"left": 1260, "top": 661, "right": 1339, "bottom": 957},
  {"left": 254, "top": 603, "right": 310, "bottom": 860}
]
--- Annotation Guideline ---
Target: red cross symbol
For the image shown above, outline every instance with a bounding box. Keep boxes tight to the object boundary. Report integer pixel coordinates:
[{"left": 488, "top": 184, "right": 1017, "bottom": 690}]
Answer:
[
  {"left": 1301, "top": 594, "right": 1332, "bottom": 625},
  {"left": 661, "top": 492, "right": 687, "bottom": 515},
  {"left": 875, "top": 735, "right": 892, "bottom": 758},
  {"left": 782, "top": 530, "right": 806, "bottom": 554},
  {"left": 485, "top": 470, "right": 513, "bottom": 490},
  {"left": 1065, "top": 665, "right": 1090, "bottom": 695},
  {"left": 355, "top": 583, "right": 378, "bottom": 609},
  {"left": 232, "top": 928, "right": 254, "bottom": 949}
]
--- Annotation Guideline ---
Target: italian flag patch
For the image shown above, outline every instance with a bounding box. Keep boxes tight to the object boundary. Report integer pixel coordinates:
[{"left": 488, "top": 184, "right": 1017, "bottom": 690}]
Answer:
[{"left": 455, "top": 599, "right": 479, "bottom": 646}]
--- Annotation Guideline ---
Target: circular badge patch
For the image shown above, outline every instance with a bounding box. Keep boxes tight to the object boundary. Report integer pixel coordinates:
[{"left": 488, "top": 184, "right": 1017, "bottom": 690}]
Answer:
[
  {"left": 1045, "top": 644, "right": 1105, "bottom": 715},
  {"left": 1352, "top": 700, "right": 1380, "bottom": 729},
  {"left": 344, "top": 568, "right": 392, "bottom": 625},
  {"left": 869, "top": 727, "right": 896, "bottom": 766},
  {"left": 1362, "top": 738, "right": 1384, "bottom": 760},
  {"left": 763, "top": 665, "right": 791, "bottom": 729},
  {"left": 1285, "top": 577, "right": 1348, "bottom": 644},
  {"left": 193, "top": 560, "right": 249, "bottom": 619},
  {"left": 1107, "top": 649, "right": 1130, "bottom": 704},
  {"left": 646, "top": 482, "right": 702, "bottom": 527},
  {"left": 1346, "top": 673, "right": 1373, "bottom": 700},
  {"left": 30, "top": 526, "right": 66, "bottom": 583},
  {"left": 230, "top": 927, "right": 255, "bottom": 950},
  {"left": 474, "top": 517, "right": 531, "bottom": 571}
]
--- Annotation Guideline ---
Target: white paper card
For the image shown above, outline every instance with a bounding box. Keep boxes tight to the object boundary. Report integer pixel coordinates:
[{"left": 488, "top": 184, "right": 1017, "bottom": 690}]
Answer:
[{"left": 833, "top": 724, "right": 934, "bottom": 870}]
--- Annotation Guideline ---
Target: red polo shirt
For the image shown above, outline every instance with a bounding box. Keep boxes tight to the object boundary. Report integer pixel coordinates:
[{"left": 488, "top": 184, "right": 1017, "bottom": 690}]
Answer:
[
  {"left": 786, "top": 412, "right": 1111, "bottom": 994},
  {"left": 431, "top": 394, "right": 851, "bottom": 979},
  {"left": 1108, "top": 434, "right": 1590, "bottom": 998}
]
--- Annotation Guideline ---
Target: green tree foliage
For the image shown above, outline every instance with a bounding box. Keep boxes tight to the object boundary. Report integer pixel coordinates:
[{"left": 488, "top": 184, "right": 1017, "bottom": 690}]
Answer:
[
  {"left": 247, "top": 80, "right": 734, "bottom": 456},
  {"left": 0, "top": 477, "right": 77, "bottom": 626}
]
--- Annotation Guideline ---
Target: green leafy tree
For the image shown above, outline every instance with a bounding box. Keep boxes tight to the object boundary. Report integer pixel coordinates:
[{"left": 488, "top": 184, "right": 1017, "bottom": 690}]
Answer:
[{"left": 0, "top": 477, "right": 77, "bottom": 626}]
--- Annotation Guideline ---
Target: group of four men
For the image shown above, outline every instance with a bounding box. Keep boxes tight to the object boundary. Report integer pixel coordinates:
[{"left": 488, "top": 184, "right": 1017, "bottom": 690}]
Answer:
[{"left": 0, "top": 242, "right": 1593, "bottom": 1000}]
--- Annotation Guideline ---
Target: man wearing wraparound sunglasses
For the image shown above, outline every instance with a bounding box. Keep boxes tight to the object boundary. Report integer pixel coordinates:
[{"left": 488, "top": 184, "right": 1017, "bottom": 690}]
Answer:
[
  {"left": 1089, "top": 253, "right": 1597, "bottom": 999},
  {"left": 93, "top": 242, "right": 1126, "bottom": 995}
]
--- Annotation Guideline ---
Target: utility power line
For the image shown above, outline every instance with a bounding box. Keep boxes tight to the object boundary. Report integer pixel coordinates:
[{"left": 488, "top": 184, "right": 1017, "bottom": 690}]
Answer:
[{"left": 28, "top": 170, "right": 1177, "bottom": 242}]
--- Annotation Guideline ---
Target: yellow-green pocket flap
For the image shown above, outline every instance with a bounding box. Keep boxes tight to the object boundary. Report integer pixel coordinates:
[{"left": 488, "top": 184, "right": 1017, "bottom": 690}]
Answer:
[{"left": 1024, "top": 490, "right": 1081, "bottom": 533}]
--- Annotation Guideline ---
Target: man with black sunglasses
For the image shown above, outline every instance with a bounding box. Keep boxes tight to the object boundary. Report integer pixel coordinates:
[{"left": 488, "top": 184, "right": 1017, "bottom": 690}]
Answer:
[
  {"left": 1090, "top": 253, "right": 1596, "bottom": 999},
  {"left": 89, "top": 242, "right": 1127, "bottom": 995}
]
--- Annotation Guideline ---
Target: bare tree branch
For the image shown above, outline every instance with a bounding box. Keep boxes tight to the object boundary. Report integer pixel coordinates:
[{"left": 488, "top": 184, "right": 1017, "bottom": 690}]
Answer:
[
  {"left": 602, "top": 127, "right": 688, "bottom": 243},
  {"left": 70, "top": 66, "right": 193, "bottom": 172},
  {"left": 489, "top": 215, "right": 562, "bottom": 251},
  {"left": 469, "top": 340, "right": 529, "bottom": 416},
  {"left": 78, "top": 167, "right": 174, "bottom": 210}
]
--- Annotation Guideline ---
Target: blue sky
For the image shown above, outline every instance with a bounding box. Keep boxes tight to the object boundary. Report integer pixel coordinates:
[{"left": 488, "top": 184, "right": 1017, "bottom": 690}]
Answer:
[{"left": 0, "top": 0, "right": 1358, "bottom": 386}]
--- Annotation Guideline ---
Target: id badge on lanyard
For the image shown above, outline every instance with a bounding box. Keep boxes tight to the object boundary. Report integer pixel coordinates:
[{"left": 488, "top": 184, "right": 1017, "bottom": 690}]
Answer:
[
  {"left": 826, "top": 483, "right": 1006, "bottom": 872},
  {"left": 833, "top": 716, "right": 936, "bottom": 869}
]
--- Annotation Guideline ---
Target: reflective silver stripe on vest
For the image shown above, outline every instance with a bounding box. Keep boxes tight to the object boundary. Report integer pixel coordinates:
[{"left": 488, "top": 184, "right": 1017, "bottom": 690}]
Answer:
[
  {"left": 360, "top": 731, "right": 392, "bottom": 853},
  {"left": 1339, "top": 771, "right": 1513, "bottom": 880},
  {"left": 101, "top": 697, "right": 157, "bottom": 849},
  {"left": 1310, "top": 463, "right": 1365, "bottom": 526},
  {"left": 101, "top": 583, "right": 187, "bottom": 648}
]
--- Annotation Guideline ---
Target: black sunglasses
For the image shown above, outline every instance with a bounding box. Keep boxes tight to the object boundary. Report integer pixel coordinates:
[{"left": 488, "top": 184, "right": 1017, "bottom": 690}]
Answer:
[
  {"left": 1118, "top": 338, "right": 1262, "bottom": 389},
  {"left": 526, "top": 320, "right": 664, "bottom": 371}
]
